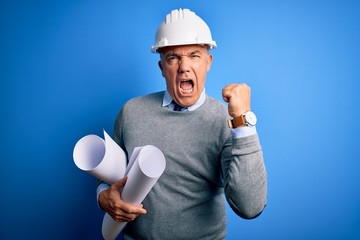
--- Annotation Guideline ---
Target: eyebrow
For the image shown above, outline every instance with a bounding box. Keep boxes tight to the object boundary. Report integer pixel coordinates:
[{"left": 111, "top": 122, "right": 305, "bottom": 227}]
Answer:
[{"left": 164, "top": 50, "right": 202, "bottom": 57}]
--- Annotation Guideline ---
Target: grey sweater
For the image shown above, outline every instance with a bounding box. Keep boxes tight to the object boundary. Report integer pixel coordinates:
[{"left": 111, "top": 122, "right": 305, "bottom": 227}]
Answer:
[{"left": 111, "top": 91, "right": 267, "bottom": 240}]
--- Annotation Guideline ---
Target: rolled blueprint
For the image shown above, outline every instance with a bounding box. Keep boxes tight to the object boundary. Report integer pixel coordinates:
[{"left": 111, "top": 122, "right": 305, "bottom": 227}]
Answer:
[
  {"left": 73, "top": 130, "right": 127, "bottom": 184},
  {"left": 101, "top": 145, "right": 166, "bottom": 240}
]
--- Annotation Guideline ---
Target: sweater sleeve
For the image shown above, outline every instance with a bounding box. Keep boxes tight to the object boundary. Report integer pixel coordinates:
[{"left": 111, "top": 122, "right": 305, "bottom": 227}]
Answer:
[{"left": 221, "top": 134, "right": 267, "bottom": 219}]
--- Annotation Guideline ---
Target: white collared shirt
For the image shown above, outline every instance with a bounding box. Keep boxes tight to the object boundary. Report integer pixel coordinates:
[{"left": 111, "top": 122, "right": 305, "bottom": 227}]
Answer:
[{"left": 162, "top": 89, "right": 206, "bottom": 111}]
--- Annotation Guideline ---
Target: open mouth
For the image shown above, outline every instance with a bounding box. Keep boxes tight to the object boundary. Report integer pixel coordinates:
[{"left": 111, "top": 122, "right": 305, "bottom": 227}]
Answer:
[{"left": 179, "top": 79, "right": 194, "bottom": 94}]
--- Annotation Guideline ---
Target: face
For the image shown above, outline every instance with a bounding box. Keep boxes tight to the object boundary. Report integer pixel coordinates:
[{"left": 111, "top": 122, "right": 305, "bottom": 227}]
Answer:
[{"left": 158, "top": 45, "right": 213, "bottom": 107}]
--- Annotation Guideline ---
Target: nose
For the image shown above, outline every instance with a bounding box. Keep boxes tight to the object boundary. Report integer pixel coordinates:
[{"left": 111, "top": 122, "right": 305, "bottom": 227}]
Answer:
[{"left": 178, "top": 56, "right": 191, "bottom": 73}]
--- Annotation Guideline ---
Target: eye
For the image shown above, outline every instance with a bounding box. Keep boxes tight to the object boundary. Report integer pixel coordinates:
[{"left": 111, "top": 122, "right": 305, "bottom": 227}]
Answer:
[
  {"left": 166, "top": 55, "right": 179, "bottom": 64},
  {"left": 190, "top": 53, "right": 201, "bottom": 60}
]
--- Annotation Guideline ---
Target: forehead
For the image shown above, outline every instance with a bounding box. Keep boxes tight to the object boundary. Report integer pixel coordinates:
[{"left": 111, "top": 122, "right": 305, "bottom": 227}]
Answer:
[{"left": 159, "top": 44, "right": 208, "bottom": 55}]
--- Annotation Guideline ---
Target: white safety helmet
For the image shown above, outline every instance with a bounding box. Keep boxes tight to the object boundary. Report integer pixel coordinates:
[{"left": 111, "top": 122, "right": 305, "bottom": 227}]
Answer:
[{"left": 151, "top": 8, "right": 217, "bottom": 53}]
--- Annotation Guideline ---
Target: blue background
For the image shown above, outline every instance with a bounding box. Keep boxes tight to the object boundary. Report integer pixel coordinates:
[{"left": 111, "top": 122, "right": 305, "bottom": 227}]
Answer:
[{"left": 1, "top": 0, "right": 360, "bottom": 239}]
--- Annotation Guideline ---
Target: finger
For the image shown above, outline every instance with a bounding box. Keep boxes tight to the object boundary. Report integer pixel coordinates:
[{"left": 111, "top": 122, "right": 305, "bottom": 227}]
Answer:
[
  {"left": 222, "top": 94, "right": 230, "bottom": 103},
  {"left": 222, "top": 86, "right": 233, "bottom": 103},
  {"left": 112, "top": 211, "right": 140, "bottom": 222},
  {"left": 111, "top": 205, "right": 146, "bottom": 222},
  {"left": 111, "top": 176, "right": 128, "bottom": 190},
  {"left": 111, "top": 213, "right": 135, "bottom": 222},
  {"left": 120, "top": 202, "right": 147, "bottom": 215}
]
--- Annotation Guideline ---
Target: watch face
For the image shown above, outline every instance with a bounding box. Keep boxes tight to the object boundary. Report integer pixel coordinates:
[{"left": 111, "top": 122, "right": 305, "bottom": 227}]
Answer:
[{"left": 245, "top": 111, "right": 257, "bottom": 126}]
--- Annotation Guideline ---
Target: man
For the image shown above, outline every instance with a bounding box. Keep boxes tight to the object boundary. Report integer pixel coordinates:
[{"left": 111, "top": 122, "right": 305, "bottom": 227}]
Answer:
[{"left": 97, "top": 8, "right": 267, "bottom": 239}]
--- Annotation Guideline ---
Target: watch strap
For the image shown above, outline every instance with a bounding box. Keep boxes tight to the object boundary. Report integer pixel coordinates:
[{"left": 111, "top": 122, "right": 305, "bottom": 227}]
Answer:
[{"left": 228, "top": 115, "right": 246, "bottom": 128}]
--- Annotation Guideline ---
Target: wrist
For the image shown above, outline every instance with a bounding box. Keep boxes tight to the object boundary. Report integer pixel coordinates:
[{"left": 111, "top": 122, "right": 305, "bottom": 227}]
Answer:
[
  {"left": 97, "top": 183, "right": 110, "bottom": 210},
  {"left": 228, "top": 110, "right": 257, "bottom": 128}
]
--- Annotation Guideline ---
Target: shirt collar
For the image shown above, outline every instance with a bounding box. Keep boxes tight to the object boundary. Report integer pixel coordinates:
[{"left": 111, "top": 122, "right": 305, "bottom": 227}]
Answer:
[{"left": 162, "top": 89, "right": 206, "bottom": 111}]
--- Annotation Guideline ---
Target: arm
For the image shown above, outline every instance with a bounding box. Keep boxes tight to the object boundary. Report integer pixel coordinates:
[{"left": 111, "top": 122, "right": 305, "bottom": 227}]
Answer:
[
  {"left": 221, "top": 84, "right": 267, "bottom": 219},
  {"left": 221, "top": 134, "right": 267, "bottom": 219}
]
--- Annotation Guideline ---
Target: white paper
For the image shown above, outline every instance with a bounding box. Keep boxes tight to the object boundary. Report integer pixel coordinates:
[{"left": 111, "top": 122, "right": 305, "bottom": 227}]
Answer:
[
  {"left": 124, "top": 146, "right": 142, "bottom": 177},
  {"left": 101, "top": 145, "right": 166, "bottom": 240},
  {"left": 73, "top": 132, "right": 166, "bottom": 240},
  {"left": 73, "top": 130, "right": 127, "bottom": 184}
]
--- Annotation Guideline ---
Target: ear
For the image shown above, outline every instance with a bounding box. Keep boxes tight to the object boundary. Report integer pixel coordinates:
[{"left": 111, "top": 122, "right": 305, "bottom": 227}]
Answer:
[
  {"left": 158, "top": 60, "right": 165, "bottom": 77},
  {"left": 206, "top": 54, "right": 213, "bottom": 72}
]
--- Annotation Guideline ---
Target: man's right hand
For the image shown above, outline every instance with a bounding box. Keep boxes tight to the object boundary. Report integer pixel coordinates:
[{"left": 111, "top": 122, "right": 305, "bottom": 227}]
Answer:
[{"left": 98, "top": 176, "right": 147, "bottom": 222}]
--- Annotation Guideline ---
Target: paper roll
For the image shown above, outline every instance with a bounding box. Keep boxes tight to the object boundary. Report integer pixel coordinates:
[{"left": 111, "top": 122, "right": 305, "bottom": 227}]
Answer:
[
  {"left": 101, "top": 145, "right": 166, "bottom": 240},
  {"left": 73, "top": 130, "right": 127, "bottom": 184}
]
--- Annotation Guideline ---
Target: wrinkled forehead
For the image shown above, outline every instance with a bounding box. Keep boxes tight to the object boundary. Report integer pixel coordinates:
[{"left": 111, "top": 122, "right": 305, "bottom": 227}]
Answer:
[{"left": 158, "top": 44, "right": 209, "bottom": 56}]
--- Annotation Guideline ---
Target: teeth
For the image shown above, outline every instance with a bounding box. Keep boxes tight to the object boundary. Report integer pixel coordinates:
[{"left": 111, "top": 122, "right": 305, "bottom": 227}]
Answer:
[{"left": 181, "top": 88, "right": 193, "bottom": 94}]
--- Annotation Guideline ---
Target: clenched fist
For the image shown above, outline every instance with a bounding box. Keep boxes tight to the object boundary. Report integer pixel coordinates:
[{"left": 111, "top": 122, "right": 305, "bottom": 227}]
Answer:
[{"left": 222, "top": 83, "right": 251, "bottom": 117}]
